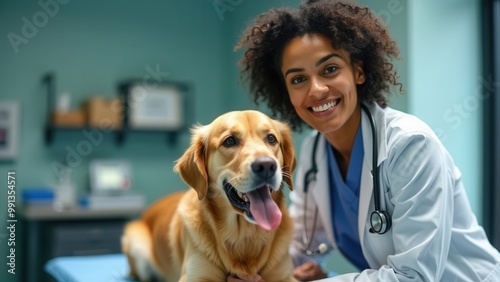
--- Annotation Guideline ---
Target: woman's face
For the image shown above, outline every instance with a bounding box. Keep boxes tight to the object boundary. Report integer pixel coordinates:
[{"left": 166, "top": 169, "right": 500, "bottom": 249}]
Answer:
[{"left": 281, "top": 33, "right": 365, "bottom": 135}]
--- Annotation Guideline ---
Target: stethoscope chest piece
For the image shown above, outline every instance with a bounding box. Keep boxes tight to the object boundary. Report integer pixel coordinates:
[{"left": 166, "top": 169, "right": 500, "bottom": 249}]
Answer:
[{"left": 369, "top": 210, "right": 391, "bottom": 234}]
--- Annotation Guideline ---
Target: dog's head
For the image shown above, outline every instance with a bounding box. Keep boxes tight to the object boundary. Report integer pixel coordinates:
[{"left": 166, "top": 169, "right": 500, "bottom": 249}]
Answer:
[{"left": 174, "top": 110, "right": 295, "bottom": 231}]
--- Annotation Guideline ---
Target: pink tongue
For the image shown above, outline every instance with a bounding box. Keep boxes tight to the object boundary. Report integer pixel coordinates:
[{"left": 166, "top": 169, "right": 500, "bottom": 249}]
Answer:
[{"left": 246, "top": 186, "right": 282, "bottom": 231}]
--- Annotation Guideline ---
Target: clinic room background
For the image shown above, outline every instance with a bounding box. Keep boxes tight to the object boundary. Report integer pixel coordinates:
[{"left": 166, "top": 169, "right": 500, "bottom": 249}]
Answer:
[{"left": 0, "top": 0, "right": 498, "bottom": 281}]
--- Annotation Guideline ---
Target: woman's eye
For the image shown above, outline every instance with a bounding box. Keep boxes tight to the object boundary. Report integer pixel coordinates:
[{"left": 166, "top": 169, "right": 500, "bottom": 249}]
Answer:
[
  {"left": 324, "top": 66, "right": 337, "bottom": 74},
  {"left": 291, "top": 76, "right": 306, "bottom": 84},
  {"left": 266, "top": 134, "right": 277, "bottom": 145},
  {"left": 223, "top": 136, "right": 238, "bottom": 147}
]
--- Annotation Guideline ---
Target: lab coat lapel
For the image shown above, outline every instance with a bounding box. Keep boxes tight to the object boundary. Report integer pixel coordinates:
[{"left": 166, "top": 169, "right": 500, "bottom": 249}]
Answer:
[
  {"left": 366, "top": 102, "right": 388, "bottom": 167},
  {"left": 311, "top": 135, "right": 337, "bottom": 247},
  {"left": 359, "top": 110, "right": 374, "bottom": 254},
  {"left": 359, "top": 103, "right": 389, "bottom": 266}
]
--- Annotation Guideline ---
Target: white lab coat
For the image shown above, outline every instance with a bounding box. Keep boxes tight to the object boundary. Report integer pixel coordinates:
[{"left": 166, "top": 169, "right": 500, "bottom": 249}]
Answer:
[{"left": 289, "top": 103, "right": 500, "bottom": 281}]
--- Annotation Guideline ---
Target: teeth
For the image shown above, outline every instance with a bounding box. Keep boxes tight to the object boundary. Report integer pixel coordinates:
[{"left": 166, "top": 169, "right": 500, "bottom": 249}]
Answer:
[
  {"left": 312, "top": 100, "right": 338, "bottom": 112},
  {"left": 237, "top": 191, "right": 249, "bottom": 202}
]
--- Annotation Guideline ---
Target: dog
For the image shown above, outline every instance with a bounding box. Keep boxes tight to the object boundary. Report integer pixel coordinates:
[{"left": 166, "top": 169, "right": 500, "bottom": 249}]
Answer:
[{"left": 121, "top": 110, "right": 298, "bottom": 282}]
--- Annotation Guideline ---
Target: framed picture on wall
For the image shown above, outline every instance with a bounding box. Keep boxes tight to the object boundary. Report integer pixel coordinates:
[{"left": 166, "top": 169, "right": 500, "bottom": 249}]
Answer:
[
  {"left": 118, "top": 80, "right": 192, "bottom": 132},
  {"left": 0, "top": 101, "right": 21, "bottom": 160},
  {"left": 128, "top": 84, "right": 183, "bottom": 130}
]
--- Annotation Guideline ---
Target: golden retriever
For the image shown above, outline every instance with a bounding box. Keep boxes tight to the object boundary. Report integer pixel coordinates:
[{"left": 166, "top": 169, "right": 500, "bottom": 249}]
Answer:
[{"left": 121, "top": 110, "right": 298, "bottom": 282}]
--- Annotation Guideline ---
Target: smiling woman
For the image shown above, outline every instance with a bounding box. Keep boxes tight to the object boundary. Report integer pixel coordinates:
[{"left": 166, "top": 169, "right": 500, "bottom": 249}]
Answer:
[
  {"left": 235, "top": 0, "right": 402, "bottom": 132},
  {"left": 233, "top": 0, "right": 500, "bottom": 281},
  {"left": 281, "top": 34, "right": 367, "bottom": 176},
  {"left": 281, "top": 35, "right": 365, "bottom": 154}
]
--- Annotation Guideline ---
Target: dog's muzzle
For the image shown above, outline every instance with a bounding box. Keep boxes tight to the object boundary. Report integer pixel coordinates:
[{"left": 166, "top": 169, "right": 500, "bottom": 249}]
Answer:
[{"left": 223, "top": 180, "right": 282, "bottom": 231}]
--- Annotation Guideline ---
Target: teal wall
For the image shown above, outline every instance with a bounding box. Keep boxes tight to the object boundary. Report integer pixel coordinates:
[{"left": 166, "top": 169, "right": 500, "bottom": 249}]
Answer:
[
  {"left": 0, "top": 0, "right": 229, "bottom": 204},
  {"left": 0, "top": 0, "right": 483, "bottom": 280},
  {"left": 408, "top": 0, "right": 482, "bottom": 217}
]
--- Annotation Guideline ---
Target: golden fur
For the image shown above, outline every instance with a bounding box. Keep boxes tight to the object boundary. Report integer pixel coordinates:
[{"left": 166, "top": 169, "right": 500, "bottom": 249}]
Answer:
[{"left": 121, "top": 110, "right": 298, "bottom": 282}]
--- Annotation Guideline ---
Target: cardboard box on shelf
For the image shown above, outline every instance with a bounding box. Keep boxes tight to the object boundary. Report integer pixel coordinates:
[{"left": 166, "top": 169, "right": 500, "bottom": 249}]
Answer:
[
  {"left": 52, "top": 110, "right": 86, "bottom": 127},
  {"left": 86, "top": 97, "right": 123, "bottom": 129}
]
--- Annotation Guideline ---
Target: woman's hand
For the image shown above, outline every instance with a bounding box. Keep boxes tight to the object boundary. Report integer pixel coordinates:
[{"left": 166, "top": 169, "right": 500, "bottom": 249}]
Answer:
[
  {"left": 226, "top": 274, "right": 265, "bottom": 282},
  {"left": 293, "top": 261, "right": 327, "bottom": 281}
]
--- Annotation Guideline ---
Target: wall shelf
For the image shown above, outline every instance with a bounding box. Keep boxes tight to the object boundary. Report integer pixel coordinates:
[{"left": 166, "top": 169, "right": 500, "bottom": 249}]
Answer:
[{"left": 42, "top": 72, "right": 193, "bottom": 146}]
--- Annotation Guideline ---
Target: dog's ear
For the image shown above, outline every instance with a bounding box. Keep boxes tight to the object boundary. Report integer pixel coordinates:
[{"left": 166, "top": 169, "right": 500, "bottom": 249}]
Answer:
[
  {"left": 174, "top": 125, "right": 209, "bottom": 200},
  {"left": 274, "top": 120, "right": 296, "bottom": 191}
]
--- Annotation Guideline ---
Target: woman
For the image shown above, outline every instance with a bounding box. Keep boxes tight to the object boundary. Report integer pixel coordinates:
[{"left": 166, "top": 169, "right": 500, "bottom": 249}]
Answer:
[{"left": 229, "top": 0, "right": 500, "bottom": 281}]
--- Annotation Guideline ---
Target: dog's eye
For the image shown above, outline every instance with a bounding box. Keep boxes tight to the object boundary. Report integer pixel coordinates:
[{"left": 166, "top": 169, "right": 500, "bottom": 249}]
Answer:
[
  {"left": 266, "top": 134, "right": 278, "bottom": 145},
  {"left": 223, "top": 136, "right": 238, "bottom": 147}
]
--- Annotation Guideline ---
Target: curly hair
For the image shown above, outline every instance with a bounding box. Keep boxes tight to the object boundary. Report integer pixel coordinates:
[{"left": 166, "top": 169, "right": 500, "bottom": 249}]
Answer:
[{"left": 235, "top": 0, "right": 403, "bottom": 131}]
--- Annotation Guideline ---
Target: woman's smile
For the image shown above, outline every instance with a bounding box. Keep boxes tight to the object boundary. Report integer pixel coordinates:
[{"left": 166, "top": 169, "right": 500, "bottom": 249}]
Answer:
[{"left": 310, "top": 98, "right": 341, "bottom": 114}]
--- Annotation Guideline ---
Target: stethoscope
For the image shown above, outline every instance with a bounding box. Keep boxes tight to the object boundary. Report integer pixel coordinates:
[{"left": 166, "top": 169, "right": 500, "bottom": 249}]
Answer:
[{"left": 300, "top": 103, "right": 392, "bottom": 256}]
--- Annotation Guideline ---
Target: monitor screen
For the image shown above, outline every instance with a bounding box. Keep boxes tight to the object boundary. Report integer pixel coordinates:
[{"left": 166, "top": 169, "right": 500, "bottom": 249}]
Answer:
[{"left": 89, "top": 160, "right": 131, "bottom": 195}]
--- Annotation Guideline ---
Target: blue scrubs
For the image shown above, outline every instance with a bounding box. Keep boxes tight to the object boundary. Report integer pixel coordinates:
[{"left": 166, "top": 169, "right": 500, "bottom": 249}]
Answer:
[{"left": 326, "top": 127, "right": 370, "bottom": 270}]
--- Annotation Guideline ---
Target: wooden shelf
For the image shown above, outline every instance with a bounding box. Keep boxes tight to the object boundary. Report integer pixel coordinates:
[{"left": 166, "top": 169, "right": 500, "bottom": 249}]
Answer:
[
  {"left": 42, "top": 72, "right": 192, "bottom": 145},
  {"left": 44, "top": 124, "right": 179, "bottom": 145}
]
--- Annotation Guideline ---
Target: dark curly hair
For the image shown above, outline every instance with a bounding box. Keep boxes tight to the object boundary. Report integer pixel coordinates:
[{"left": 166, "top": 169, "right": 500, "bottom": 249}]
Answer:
[{"left": 235, "top": 0, "right": 403, "bottom": 131}]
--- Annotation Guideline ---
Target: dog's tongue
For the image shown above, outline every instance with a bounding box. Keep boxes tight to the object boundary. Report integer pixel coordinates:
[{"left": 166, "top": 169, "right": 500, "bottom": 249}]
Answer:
[{"left": 246, "top": 186, "right": 282, "bottom": 231}]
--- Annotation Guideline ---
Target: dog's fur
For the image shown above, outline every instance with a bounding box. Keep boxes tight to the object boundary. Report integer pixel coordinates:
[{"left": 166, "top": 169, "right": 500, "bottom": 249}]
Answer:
[{"left": 121, "top": 110, "right": 298, "bottom": 282}]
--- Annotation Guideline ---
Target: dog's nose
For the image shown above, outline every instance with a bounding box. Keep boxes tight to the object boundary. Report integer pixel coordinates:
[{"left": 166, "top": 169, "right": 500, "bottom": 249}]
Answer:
[{"left": 251, "top": 157, "right": 277, "bottom": 179}]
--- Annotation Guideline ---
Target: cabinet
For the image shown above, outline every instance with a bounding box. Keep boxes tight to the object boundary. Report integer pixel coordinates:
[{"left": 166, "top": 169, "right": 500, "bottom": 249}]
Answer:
[
  {"left": 50, "top": 221, "right": 124, "bottom": 257},
  {"left": 21, "top": 206, "right": 142, "bottom": 282},
  {"left": 42, "top": 72, "right": 193, "bottom": 145}
]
